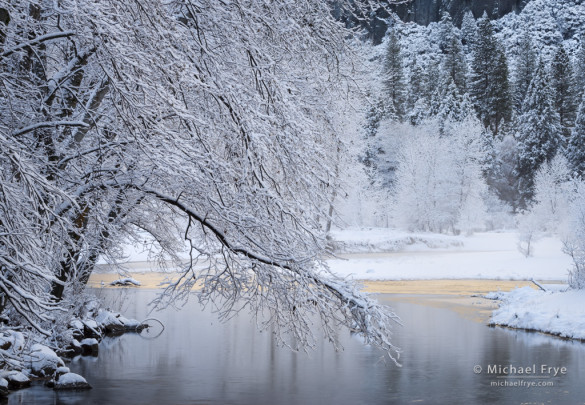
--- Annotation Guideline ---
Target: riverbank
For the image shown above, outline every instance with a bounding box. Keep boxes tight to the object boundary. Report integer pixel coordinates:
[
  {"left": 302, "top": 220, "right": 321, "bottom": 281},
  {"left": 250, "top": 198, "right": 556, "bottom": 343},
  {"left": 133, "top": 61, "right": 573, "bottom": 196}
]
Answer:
[
  {"left": 88, "top": 273, "right": 550, "bottom": 324},
  {"left": 89, "top": 272, "right": 543, "bottom": 295},
  {"left": 489, "top": 286, "right": 585, "bottom": 340}
]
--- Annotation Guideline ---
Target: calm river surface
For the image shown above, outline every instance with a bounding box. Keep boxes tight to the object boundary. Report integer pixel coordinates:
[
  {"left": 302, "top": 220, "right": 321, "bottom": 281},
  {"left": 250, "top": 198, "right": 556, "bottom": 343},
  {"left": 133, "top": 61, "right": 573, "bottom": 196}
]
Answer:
[{"left": 8, "top": 289, "right": 585, "bottom": 405}]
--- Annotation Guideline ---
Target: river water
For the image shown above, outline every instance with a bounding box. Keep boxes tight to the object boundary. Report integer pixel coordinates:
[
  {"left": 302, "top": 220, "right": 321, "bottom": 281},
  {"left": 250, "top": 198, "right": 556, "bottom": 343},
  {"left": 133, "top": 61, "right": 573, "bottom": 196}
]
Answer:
[{"left": 8, "top": 289, "right": 585, "bottom": 405}]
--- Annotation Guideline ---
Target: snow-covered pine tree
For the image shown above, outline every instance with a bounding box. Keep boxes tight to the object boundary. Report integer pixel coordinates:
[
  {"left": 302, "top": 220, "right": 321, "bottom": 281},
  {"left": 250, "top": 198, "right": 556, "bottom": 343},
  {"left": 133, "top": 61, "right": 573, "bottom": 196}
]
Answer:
[
  {"left": 382, "top": 26, "right": 406, "bottom": 122},
  {"left": 490, "top": 46, "right": 513, "bottom": 134},
  {"left": 469, "top": 13, "right": 512, "bottom": 136},
  {"left": 435, "top": 76, "right": 475, "bottom": 129},
  {"left": 439, "top": 13, "right": 467, "bottom": 93},
  {"left": 567, "top": 96, "right": 585, "bottom": 177},
  {"left": 551, "top": 45, "right": 578, "bottom": 140},
  {"left": 574, "top": 38, "right": 585, "bottom": 100},
  {"left": 516, "top": 59, "right": 563, "bottom": 207},
  {"left": 460, "top": 10, "right": 477, "bottom": 49},
  {"left": 407, "top": 57, "right": 430, "bottom": 125},
  {"left": 513, "top": 30, "right": 537, "bottom": 112}
]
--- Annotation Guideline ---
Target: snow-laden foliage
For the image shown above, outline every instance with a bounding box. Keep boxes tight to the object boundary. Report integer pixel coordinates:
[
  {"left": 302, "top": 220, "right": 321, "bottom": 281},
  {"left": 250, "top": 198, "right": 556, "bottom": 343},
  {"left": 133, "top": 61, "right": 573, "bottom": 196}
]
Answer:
[
  {"left": 531, "top": 155, "right": 572, "bottom": 233},
  {"left": 517, "top": 155, "right": 571, "bottom": 257},
  {"left": 563, "top": 181, "right": 585, "bottom": 289},
  {"left": 0, "top": 1, "right": 401, "bottom": 359},
  {"left": 516, "top": 60, "right": 563, "bottom": 207},
  {"left": 391, "top": 118, "right": 487, "bottom": 234}
]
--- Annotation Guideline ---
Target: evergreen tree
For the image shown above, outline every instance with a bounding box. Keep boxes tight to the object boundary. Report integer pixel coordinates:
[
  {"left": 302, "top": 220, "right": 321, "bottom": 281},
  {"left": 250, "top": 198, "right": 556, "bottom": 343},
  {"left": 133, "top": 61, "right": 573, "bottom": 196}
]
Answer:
[
  {"left": 513, "top": 30, "right": 537, "bottom": 112},
  {"left": 439, "top": 14, "right": 467, "bottom": 93},
  {"left": 574, "top": 38, "right": 585, "bottom": 99},
  {"left": 551, "top": 45, "right": 578, "bottom": 140},
  {"left": 460, "top": 10, "right": 477, "bottom": 49},
  {"left": 490, "top": 46, "right": 513, "bottom": 133},
  {"left": 382, "top": 26, "right": 406, "bottom": 121},
  {"left": 407, "top": 57, "right": 430, "bottom": 125},
  {"left": 516, "top": 60, "right": 563, "bottom": 207},
  {"left": 364, "top": 98, "right": 385, "bottom": 139},
  {"left": 407, "top": 56, "right": 428, "bottom": 109},
  {"left": 567, "top": 96, "right": 585, "bottom": 177},
  {"left": 469, "top": 13, "right": 512, "bottom": 136},
  {"left": 436, "top": 77, "right": 475, "bottom": 125}
]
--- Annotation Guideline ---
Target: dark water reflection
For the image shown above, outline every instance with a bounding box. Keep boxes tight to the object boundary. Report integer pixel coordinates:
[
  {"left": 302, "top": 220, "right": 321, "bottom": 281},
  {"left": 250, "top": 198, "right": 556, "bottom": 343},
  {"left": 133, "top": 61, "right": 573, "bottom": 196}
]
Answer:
[{"left": 8, "top": 289, "right": 585, "bottom": 405}]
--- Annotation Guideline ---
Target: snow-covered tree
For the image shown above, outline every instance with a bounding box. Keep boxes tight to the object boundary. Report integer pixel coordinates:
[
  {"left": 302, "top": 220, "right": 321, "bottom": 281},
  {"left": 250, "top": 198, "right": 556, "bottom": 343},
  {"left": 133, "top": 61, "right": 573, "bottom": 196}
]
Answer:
[
  {"left": 562, "top": 180, "right": 585, "bottom": 289},
  {"left": 485, "top": 134, "right": 522, "bottom": 212},
  {"left": 469, "top": 13, "right": 512, "bottom": 135},
  {"left": 0, "top": 1, "right": 401, "bottom": 358},
  {"left": 460, "top": 10, "right": 477, "bottom": 49},
  {"left": 516, "top": 59, "right": 563, "bottom": 207},
  {"left": 574, "top": 38, "right": 585, "bottom": 99},
  {"left": 392, "top": 119, "right": 487, "bottom": 234},
  {"left": 567, "top": 96, "right": 585, "bottom": 177},
  {"left": 512, "top": 30, "right": 537, "bottom": 112},
  {"left": 435, "top": 77, "right": 475, "bottom": 127},
  {"left": 382, "top": 26, "right": 407, "bottom": 122},
  {"left": 551, "top": 45, "right": 578, "bottom": 140},
  {"left": 529, "top": 154, "right": 572, "bottom": 233},
  {"left": 438, "top": 13, "right": 467, "bottom": 93}
]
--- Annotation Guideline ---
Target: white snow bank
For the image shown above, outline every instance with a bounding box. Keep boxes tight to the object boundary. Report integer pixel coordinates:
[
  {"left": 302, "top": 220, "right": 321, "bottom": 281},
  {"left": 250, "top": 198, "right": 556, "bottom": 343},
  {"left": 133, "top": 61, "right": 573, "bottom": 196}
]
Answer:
[
  {"left": 490, "top": 287, "right": 585, "bottom": 340},
  {"left": 328, "top": 230, "right": 571, "bottom": 280}
]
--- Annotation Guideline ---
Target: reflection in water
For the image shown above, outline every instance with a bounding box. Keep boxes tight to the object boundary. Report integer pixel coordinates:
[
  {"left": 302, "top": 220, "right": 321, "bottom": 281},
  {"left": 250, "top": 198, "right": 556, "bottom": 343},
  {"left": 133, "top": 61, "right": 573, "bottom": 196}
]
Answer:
[{"left": 8, "top": 289, "right": 585, "bottom": 404}]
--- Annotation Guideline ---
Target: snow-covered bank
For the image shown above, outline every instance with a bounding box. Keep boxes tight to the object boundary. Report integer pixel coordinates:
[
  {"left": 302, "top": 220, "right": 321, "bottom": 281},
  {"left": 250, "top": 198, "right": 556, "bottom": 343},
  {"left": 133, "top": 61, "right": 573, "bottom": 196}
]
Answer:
[
  {"left": 328, "top": 229, "right": 572, "bottom": 281},
  {"left": 489, "top": 287, "right": 585, "bottom": 340},
  {"left": 103, "top": 228, "right": 572, "bottom": 282},
  {"left": 328, "top": 228, "right": 464, "bottom": 253}
]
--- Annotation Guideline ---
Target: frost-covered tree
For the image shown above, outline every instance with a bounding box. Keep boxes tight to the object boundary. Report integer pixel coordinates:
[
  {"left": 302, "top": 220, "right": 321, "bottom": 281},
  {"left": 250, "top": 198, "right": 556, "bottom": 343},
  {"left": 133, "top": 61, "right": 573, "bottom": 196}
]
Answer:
[
  {"left": 562, "top": 180, "right": 585, "bottom": 289},
  {"left": 460, "top": 10, "right": 477, "bottom": 49},
  {"left": 530, "top": 154, "right": 572, "bottom": 233},
  {"left": 516, "top": 59, "right": 563, "bottom": 207},
  {"left": 440, "top": 28, "right": 468, "bottom": 93},
  {"left": 518, "top": 155, "right": 571, "bottom": 256},
  {"left": 574, "top": 38, "right": 585, "bottom": 99},
  {"left": 513, "top": 30, "right": 537, "bottom": 112},
  {"left": 567, "top": 96, "right": 585, "bottom": 177},
  {"left": 407, "top": 57, "right": 430, "bottom": 124},
  {"left": 469, "top": 13, "right": 512, "bottom": 135},
  {"left": 485, "top": 134, "right": 522, "bottom": 212},
  {"left": 551, "top": 45, "right": 578, "bottom": 140},
  {"left": 0, "top": 1, "right": 401, "bottom": 358},
  {"left": 435, "top": 77, "right": 475, "bottom": 123},
  {"left": 382, "top": 26, "right": 406, "bottom": 122},
  {"left": 392, "top": 119, "right": 487, "bottom": 234}
]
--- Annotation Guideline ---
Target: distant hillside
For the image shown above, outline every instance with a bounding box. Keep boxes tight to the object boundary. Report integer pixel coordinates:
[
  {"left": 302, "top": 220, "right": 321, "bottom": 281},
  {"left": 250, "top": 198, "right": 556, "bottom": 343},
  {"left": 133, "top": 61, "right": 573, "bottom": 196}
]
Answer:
[{"left": 345, "top": 0, "right": 529, "bottom": 44}]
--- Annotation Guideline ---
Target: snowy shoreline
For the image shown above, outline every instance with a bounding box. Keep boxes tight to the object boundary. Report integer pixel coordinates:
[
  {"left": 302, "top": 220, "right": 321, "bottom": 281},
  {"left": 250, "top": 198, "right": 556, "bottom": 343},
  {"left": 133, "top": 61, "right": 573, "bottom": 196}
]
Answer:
[
  {"left": 100, "top": 228, "right": 584, "bottom": 343},
  {"left": 487, "top": 287, "right": 585, "bottom": 341}
]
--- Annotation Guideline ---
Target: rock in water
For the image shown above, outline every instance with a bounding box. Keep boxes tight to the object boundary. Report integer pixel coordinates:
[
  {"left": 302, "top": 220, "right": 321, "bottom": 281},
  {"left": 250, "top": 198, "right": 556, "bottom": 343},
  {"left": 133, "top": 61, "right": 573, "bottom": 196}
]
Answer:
[
  {"left": 28, "top": 344, "right": 65, "bottom": 377},
  {"left": 54, "top": 373, "right": 92, "bottom": 390},
  {"left": 80, "top": 338, "right": 99, "bottom": 356}
]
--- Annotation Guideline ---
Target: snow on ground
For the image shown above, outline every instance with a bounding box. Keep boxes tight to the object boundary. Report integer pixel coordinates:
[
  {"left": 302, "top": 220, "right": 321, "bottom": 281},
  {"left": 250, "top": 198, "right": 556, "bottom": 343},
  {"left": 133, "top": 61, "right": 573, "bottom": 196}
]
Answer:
[
  {"left": 328, "top": 229, "right": 572, "bottom": 281},
  {"left": 99, "top": 228, "right": 572, "bottom": 281},
  {"left": 490, "top": 287, "right": 585, "bottom": 340}
]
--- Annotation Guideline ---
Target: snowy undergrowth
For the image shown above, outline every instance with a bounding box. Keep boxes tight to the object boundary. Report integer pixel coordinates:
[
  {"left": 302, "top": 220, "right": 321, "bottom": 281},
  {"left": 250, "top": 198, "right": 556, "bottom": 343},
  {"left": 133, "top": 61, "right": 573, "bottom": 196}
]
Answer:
[
  {"left": 329, "top": 228, "right": 463, "bottom": 254},
  {"left": 490, "top": 287, "right": 585, "bottom": 340}
]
